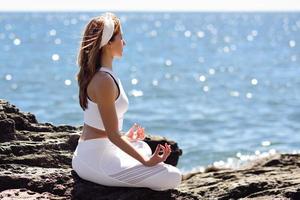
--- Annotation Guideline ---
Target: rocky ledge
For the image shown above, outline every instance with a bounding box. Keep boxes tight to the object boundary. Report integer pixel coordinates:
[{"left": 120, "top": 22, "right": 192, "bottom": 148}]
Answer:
[{"left": 0, "top": 99, "right": 299, "bottom": 200}]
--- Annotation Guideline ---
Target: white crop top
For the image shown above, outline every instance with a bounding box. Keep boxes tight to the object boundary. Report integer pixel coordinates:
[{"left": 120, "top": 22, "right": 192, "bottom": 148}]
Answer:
[{"left": 83, "top": 66, "right": 129, "bottom": 131}]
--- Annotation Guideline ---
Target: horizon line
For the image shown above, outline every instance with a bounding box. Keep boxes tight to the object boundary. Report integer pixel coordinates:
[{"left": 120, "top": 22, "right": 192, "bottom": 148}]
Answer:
[{"left": 1, "top": 9, "right": 300, "bottom": 12}]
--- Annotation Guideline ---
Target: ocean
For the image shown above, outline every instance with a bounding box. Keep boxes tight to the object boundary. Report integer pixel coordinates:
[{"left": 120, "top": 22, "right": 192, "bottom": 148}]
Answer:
[{"left": 1, "top": 12, "right": 300, "bottom": 173}]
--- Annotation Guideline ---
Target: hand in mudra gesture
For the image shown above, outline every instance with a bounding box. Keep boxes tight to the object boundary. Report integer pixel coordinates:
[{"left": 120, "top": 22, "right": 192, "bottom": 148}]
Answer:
[
  {"left": 143, "top": 143, "right": 172, "bottom": 167},
  {"left": 125, "top": 123, "right": 146, "bottom": 141},
  {"left": 125, "top": 123, "right": 172, "bottom": 166}
]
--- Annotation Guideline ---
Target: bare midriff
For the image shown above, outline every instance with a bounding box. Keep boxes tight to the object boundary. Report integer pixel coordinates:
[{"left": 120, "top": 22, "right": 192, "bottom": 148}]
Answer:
[{"left": 79, "top": 123, "right": 108, "bottom": 141}]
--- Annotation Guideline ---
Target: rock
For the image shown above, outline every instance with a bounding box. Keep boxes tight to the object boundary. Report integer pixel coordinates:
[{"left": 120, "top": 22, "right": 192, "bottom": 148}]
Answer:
[
  {"left": 1, "top": 99, "right": 300, "bottom": 199},
  {"left": 179, "top": 153, "right": 300, "bottom": 199},
  {"left": 0, "top": 188, "right": 64, "bottom": 200},
  {"left": 0, "top": 119, "right": 16, "bottom": 142}
]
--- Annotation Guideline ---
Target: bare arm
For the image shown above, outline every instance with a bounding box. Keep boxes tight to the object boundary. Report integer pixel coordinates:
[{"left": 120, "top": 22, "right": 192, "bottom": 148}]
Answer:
[{"left": 92, "top": 73, "right": 147, "bottom": 165}]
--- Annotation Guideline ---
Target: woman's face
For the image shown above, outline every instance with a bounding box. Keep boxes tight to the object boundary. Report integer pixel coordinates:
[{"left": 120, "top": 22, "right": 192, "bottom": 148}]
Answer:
[{"left": 110, "top": 31, "right": 126, "bottom": 58}]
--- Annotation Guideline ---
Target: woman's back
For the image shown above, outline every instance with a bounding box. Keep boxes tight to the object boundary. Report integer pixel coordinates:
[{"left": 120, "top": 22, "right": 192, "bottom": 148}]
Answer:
[{"left": 84, "top": 66, "right": 129, "bottom": 131}]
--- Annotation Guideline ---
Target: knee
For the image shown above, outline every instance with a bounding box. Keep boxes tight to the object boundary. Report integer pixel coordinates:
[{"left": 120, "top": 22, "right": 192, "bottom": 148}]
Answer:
[
  {"left": 166, "top": 168, "right": 182, "bottom": 189},
  {"left": 152, "top": 166, "right": 182, "bottom": 191}
]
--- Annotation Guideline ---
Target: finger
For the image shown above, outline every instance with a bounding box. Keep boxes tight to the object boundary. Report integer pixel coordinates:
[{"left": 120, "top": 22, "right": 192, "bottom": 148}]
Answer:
[
  {"left": 163, "top": 149, "right": 170, "bottom": 160},
  {"left": 168, "top": 146, "right": 172, "bottom": 154},
  {"left": 136, "top": 131, "right": 141, "bottom": 140},
  {"left": 137, "top": 127, "right": 142, "bottom": 134},
  {"left": 164, "top": 143, "right": 169, "bottom": 151},
  {"left": 141, "top": 128, "right": 146, "bottom": 139},
  {"left": 165, "top": 143, "right": 171, "bottom": 152},
  {"left": 138, "top": 130, "right": 144, "bottom": 140},
  {"left": 137, "top": 127, "right": 143, "bottom": 134},
  {"left": 137, "top": 127, "right": 141, "bottom": 135},
  {"left": 129, "top": 127, "right": 134, "bottom": 133},
  {"left": 166, "top": 147, "right": 171, "bottom": 155},
  {"left": 154, "top": 144, "right": 161, "bottom": 155},
  {"left": 164, "top": 147, "right": 170, "bottom": 156},
  {"left": 159, "top": 146, "right": 166, "bottom": 155},
  {"left": 167, "top": 146, "right": 171, "bottom": 155},
  {"left": 167, "top": 144, "right": 171, "bottom": 151},
  {"left": 162, "top": 152, "right": 168, "bottom": 161},
  {"left": 127, "top": 128, "right": 134, "bottom": 138},
  {"left": 157, "top": 145, "right": 165, "bottom": 154},
  {"left": 126, "top": 127, "right": 132, "bottom": 134},
  {"left": 138, "top": 127, "right": 145, "bottom": 139},
  {"left": 154, "top": 146, "right": 160, "bottom": 156},
  {"left": 164, "top": 144, "right": 171, "bottom": 155}
]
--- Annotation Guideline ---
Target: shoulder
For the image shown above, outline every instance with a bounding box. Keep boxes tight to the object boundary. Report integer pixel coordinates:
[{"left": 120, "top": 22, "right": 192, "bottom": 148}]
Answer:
[
  {"left": 89, "top": 71, "right": 114, "bottom": 88},
  {"left": 89, "top": 71, "right": 116, "bottom": 101},
  {"left": 94, "top": 71, "right": 115, "bottom": 84}
]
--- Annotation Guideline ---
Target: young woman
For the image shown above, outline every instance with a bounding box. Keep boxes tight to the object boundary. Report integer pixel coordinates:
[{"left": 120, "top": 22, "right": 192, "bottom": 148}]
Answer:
[{"left": 71, "top": 12, "right": 182, "bottom": 191}]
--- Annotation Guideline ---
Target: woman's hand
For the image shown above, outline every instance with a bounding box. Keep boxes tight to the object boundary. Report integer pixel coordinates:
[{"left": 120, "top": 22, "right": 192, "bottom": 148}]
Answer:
[
  {"left": 143, "top": 143, "right": 172, "bottom": 167},
  {"left": 125, "top": 123, "right": 146, "bottom": 141}
]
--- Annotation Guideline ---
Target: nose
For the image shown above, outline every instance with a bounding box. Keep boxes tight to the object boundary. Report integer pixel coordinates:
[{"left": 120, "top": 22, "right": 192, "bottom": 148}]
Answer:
[{"left": 123, "top": 39, "right": 126, "bottom": 46}]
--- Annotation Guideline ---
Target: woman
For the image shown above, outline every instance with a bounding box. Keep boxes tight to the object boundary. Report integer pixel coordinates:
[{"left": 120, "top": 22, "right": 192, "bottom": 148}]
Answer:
[{"left": 71, "top": 12, "right": 182, "bottom": 191}]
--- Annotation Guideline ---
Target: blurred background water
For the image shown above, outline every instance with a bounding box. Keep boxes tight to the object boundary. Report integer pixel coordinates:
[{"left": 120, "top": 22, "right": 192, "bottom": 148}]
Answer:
[{"left": 1, "top": 12, "right": 300, "bottom": 173}]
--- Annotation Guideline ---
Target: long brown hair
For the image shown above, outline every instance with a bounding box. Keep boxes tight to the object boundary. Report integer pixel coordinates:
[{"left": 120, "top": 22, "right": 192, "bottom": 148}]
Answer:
[{"left": 76, "top": 13, "right": 121, "bottom": 110}]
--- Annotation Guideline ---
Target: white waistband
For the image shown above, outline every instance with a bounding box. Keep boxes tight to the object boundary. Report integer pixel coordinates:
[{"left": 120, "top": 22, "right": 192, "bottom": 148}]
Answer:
[{"left": 77, "top": 137, "right": 112, "bottom": 149}]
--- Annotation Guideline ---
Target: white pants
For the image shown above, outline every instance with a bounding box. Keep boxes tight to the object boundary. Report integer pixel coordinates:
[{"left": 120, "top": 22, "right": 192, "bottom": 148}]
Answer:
[{"left": 71, "top": 137, "right": 182, "bottom": 191}]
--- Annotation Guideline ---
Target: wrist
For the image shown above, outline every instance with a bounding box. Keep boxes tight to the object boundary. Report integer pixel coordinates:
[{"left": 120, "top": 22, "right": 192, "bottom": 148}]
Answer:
[
  {"left": 121, "top": 135, "right": 129, "bottom": 141},
  {"left": 141, "top": 156, "right": 148, "bottom": 165}
]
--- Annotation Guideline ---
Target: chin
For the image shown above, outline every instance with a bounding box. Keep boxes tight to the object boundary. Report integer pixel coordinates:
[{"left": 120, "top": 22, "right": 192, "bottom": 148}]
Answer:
[{"left": 114, "top": 55, "right": 122, "bottom": 59}]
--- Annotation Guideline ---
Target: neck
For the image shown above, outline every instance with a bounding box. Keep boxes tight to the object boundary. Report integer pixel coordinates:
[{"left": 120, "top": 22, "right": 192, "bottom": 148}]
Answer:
[{"left": 100, "top": 48, "right": 114, "bottom": 70}]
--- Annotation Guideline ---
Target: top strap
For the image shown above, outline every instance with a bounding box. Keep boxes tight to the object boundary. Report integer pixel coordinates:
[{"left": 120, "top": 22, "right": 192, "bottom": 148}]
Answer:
[
  {"left": 98, "top": 66, "right": 120, "bottom": 99},
  {"left": 98, "top": 66, "right": 118, "bottom": 80}
]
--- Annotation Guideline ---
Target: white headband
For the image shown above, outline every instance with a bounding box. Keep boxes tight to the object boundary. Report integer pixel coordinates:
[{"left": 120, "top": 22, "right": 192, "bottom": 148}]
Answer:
[{"left": 99, "top": 12, "right": 115, "bottom": 49}]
